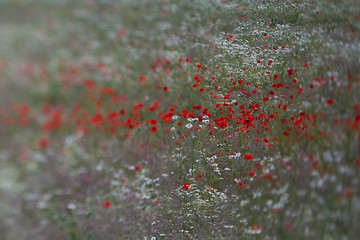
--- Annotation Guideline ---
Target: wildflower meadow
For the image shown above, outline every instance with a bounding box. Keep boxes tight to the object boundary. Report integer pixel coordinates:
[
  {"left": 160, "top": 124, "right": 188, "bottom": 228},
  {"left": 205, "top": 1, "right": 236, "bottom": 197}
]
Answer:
[{"left": 0, "top": 0, "right": 359, "bottom": 239}]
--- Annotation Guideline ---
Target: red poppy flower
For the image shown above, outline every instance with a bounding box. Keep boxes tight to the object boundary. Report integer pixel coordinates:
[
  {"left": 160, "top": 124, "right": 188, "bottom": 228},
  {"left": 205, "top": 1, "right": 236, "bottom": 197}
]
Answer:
[
  {"left": 37, "top": 137, "right": 49, "bottom": 148},
  {"left": 102, "top": 200, "right": 111, "bottom": 208},
  {"left": 355, "top": 158, "right": 360, "bottom": 166},
  {"left": 182, "top": 183, "right": 190, "bottom": 190},
  {"left": 195, "top": 172, "right": 203, "bottom": 181},
  {"left": 244, "top": 153, "right": 254, "bottom": 159}
]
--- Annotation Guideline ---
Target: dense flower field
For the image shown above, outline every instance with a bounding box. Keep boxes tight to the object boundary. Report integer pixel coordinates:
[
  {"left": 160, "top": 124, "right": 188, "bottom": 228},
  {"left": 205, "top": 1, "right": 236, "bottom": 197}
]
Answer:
[{"left": 0, "top": 0, "right": 359, "bottom": 239}]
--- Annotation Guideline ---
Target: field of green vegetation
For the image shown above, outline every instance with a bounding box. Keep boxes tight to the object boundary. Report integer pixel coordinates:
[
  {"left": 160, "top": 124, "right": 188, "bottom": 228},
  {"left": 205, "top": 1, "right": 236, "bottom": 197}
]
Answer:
[{"left": 0, "top": 0, "right": 359, "bottom": 239}]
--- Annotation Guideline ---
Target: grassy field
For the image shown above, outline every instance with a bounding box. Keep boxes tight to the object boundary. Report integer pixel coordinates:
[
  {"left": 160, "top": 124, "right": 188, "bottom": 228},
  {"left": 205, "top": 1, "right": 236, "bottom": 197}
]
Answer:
[{"left": 0, "top": 0, "right": 359, "bottom": 239}]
